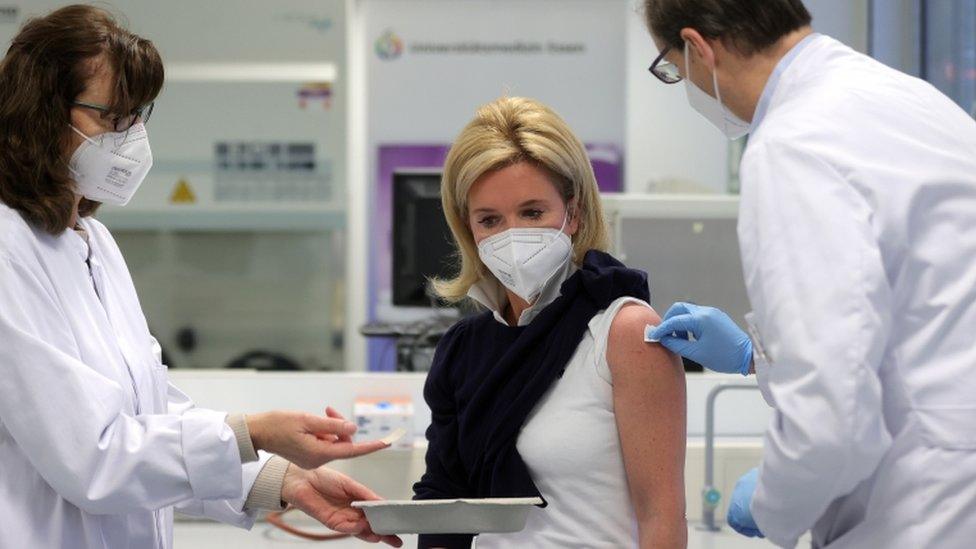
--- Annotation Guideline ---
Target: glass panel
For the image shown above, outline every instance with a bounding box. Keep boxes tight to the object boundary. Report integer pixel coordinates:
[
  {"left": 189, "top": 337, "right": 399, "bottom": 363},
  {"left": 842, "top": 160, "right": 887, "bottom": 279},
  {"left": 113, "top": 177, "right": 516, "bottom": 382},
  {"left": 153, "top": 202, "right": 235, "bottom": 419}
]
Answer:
[
  {"left": 115, "top": 230, "right": 346, "bottom": 370},
  {"left": 869, "top": 0, "right": 922, "bottom": 76},
  {"left": 925, "top": 0, "right": 976, "bottom": 117},
  {"left": 90, "top": 0, "right": 350, "bottom": 371}
]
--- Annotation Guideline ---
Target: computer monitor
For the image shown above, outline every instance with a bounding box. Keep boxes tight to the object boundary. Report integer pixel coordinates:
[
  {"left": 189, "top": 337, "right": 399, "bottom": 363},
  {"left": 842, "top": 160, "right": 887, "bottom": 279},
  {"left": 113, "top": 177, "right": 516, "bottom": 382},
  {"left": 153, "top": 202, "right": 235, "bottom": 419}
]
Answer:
[{"left": 392, "top": 170, "right": 457, "bottom": 307}]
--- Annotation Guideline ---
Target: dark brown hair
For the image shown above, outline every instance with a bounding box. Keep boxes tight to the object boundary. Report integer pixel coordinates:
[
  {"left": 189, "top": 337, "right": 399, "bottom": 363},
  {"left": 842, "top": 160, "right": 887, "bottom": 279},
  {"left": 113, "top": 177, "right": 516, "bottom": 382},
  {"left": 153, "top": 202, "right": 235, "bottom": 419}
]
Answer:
[
  {"left": 0, "top": 4, "right": 163, "bottom": 234},
  {"left": 644, "top": 0, "right": 812, "bottom": 55}
]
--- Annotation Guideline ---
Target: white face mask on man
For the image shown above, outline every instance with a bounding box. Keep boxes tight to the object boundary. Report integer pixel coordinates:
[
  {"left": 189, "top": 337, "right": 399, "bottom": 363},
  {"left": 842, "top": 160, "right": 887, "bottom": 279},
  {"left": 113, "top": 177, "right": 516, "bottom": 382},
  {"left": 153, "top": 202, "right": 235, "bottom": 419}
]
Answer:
[
  {"left": 68, "top": 123, "right": 153, "bottom": 206},
  {"left": 684, "top": 43, "right": 751, "bottom": 140},
  {"left": 477, "top": 212, "right": 573, "bottom": 304}
]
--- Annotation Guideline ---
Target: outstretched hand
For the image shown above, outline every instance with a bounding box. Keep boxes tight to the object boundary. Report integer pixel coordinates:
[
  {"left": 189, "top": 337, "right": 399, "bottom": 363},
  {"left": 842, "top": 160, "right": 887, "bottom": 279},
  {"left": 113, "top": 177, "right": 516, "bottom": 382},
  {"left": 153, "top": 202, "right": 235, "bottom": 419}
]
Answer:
[
  {"left": 248, "top": 408, "right": 390, "bottom": 469},
  {"left": 281, "top": 463, "right": 403, "bottom": 547}
]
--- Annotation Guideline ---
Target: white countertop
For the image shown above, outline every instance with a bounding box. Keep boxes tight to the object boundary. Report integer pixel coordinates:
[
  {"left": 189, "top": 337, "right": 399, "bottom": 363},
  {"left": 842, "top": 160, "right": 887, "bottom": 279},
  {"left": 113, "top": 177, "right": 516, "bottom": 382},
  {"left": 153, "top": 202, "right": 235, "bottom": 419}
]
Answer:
[{"left": 175, "top": 520, "right": 806, "bottom": 548}]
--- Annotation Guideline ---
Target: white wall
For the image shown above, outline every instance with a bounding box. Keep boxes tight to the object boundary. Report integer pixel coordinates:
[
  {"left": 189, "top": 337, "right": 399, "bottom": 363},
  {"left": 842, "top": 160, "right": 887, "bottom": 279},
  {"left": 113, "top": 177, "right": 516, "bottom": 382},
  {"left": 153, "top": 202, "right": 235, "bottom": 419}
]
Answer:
[
  {"left": 624, "top": 2, "right": 731, "bottom": 194},
  {"left": 362, "top": 0, "right": 627, "bottom": 145}
]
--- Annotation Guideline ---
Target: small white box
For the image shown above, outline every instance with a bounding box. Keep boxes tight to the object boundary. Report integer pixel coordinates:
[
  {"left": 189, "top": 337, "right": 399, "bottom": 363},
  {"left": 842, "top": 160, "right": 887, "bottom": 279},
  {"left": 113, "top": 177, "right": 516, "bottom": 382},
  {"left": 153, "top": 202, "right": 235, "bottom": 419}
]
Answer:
[{"left": 353, "top": 397, "right": 414, "bottom": 450}]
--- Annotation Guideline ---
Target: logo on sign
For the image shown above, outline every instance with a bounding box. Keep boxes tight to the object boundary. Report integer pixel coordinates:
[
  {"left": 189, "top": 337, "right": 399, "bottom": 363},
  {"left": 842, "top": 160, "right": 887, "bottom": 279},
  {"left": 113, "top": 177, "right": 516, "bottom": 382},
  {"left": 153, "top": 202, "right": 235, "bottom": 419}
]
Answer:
[
  {"left": 276, "top": 12, "right": 333, "bottom": 34},
  {"left": 297, "top": 82, "right": 333, "bottom": 110},
  {"left": 375, "top": 29, "right": 404, "bottom": 61}
]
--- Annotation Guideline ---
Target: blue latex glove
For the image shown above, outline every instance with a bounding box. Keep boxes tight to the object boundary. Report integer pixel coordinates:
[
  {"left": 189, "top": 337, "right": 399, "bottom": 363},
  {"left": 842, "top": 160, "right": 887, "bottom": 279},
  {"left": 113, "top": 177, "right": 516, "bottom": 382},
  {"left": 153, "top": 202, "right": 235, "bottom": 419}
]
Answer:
[
  {"left": 727, "top": 467, "right": 764, "bottom": 538},
  {"left": 647, "top": 302, "right": 753, "bottom": 375}
]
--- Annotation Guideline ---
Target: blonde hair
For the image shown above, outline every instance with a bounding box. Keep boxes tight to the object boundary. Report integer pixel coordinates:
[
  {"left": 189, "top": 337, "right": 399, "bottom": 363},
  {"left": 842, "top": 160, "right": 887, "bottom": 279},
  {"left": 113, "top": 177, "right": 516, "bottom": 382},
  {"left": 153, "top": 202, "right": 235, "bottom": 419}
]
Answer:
[{"left": 432, "top": 96, "right": 611, "bottom": 302}]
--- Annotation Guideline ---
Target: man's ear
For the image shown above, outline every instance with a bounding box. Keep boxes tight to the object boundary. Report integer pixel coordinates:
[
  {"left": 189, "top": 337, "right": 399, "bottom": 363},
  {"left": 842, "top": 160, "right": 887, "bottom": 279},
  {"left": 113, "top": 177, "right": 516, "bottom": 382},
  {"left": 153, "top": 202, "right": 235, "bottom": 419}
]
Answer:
[{"left": 680, "top": 27, "right": 716, "bottom": 70}]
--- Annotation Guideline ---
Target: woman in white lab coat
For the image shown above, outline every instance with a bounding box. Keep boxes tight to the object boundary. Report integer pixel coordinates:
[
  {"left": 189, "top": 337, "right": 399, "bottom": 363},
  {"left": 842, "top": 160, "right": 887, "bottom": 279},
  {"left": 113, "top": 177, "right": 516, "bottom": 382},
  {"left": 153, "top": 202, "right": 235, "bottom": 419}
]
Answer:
[
  {"left": 643, "top": 0, "right": 976, "bottom": 547},
  {"left": 0, "top": 6, "right": 400, "bottom": 548}
]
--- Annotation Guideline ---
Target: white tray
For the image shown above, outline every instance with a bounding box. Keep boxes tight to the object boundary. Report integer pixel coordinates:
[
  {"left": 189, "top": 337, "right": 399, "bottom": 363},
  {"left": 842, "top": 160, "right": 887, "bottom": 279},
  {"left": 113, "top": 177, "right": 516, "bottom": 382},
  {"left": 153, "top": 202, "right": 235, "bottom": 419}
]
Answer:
[{"left": 352, "top": 497, "right": 543, "bottom": 535}]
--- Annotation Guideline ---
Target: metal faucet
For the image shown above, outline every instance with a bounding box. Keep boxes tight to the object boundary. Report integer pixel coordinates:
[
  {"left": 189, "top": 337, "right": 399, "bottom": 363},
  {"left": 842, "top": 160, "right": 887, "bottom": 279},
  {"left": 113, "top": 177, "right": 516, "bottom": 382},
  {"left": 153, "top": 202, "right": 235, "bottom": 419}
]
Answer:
[{"left": 699, "top": 382, "right": 761, "bottom": 531}]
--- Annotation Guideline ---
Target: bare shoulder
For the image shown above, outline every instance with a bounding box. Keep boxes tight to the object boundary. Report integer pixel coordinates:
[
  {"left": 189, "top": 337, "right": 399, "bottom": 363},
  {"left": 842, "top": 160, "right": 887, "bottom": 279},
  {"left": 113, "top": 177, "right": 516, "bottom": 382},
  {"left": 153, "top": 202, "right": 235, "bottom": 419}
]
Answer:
[
  {"left": 609, "top": 302, "right": 662, "bottom": 339},
  {"left": 607, "top": 302, "right": 682, "bottom": 377}
]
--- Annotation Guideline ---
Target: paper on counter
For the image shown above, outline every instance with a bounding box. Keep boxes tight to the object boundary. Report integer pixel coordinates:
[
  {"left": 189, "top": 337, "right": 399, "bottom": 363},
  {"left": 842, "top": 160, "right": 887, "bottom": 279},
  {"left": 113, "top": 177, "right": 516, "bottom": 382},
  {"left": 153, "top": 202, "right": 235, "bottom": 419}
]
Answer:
[{"left": 380, "top": 427, "right": 407, "bottom": 446}]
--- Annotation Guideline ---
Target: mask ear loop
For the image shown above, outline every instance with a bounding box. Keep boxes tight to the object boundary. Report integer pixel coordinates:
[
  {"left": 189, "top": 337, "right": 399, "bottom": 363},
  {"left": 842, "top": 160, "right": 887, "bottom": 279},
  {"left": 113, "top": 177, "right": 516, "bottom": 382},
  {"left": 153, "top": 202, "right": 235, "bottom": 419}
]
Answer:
[
  {"left": 684, "top": 41, "right": 694, "bottom": 90},
  {"left": 67, "top": 125, "right": 99, "bottom": 179},
  {"left": 686, "top": 40, "right": 738, "bottom": 136},
  {"left": 69, "top": 125, "right": 100, "bottom": 146},
  {"left": 710, "top": 59, "right": 731, "bottom": 135},
  {"left": 525, "top": 204, "right": 574, "bottom": 304},
  {"left": 685, "top": 40, "right": 721, "bottom": 98},
  {"left": 546, "top": 204, "right": 572, "bottom": 245}
]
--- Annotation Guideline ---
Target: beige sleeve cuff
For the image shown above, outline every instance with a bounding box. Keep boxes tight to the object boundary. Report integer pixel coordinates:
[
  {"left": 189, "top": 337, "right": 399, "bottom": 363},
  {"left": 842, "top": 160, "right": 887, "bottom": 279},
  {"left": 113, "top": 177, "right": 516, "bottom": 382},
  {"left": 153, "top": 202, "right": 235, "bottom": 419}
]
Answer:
[
  {"left": 225, "top": 413, "right": 259, "bottom": 463},
  {"left": 244, "top": 455, "right": 290, "bottom": 511}
]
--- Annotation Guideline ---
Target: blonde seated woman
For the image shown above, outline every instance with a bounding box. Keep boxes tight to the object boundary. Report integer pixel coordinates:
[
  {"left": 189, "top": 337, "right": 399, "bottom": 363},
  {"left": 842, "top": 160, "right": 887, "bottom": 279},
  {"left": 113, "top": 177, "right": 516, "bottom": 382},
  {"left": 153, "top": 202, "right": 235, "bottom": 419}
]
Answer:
[{"left": 412, "top": 97, "right": 687, "bottom": 549}]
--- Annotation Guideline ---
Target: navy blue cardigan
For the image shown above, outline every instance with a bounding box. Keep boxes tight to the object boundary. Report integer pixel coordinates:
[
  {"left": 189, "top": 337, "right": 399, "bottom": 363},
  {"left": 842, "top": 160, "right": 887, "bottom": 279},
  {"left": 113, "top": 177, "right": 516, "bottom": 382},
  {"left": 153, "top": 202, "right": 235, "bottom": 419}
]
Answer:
[{"left": 412, "top": 251, "right": 649, "bottom": 548}]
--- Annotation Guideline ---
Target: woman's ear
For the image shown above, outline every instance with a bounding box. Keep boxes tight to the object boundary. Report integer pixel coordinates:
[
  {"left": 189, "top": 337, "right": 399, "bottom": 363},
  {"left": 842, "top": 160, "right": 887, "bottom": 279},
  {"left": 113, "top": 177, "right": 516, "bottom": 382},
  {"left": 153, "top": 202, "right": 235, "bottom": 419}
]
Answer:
[{"left": 567, "top": 198, "right": 581, "bottom": 237}]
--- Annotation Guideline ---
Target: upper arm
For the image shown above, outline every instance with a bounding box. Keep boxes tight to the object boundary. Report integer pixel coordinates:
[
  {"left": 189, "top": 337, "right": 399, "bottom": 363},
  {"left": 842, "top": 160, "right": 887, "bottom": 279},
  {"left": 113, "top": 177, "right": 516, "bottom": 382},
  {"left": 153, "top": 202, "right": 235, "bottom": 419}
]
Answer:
[{"left": 606, "top": 303, "right": 686, "bottom": 523}]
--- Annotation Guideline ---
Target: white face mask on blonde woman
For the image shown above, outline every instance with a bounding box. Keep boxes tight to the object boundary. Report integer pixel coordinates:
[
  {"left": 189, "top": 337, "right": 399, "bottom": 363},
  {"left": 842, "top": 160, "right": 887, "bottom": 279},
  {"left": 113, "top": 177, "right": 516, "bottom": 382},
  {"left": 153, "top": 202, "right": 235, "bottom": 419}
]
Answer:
[
  {"left": 466, "top": 161, "right": 579, "bottom": 304},
  {"left": 477, "top": 212, "right": 573, "bottom": 303}
]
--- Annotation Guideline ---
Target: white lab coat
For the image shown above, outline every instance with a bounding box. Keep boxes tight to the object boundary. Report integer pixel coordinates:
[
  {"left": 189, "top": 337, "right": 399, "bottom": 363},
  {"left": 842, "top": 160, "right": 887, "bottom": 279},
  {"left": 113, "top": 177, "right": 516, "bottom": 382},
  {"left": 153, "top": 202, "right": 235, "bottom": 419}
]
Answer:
[
  {"left": 0, "top": 204, "right": 270, "bottom": 548},
  {"left": 738, "top": 35, "right": 976, "bottom": 548}
]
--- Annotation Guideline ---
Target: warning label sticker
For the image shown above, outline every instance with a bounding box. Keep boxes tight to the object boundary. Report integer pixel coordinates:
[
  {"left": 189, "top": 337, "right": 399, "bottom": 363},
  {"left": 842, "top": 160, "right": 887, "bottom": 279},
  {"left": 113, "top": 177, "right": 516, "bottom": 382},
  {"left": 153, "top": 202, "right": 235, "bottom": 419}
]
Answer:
[{"left": 170, "top": 178, "right": 197, "bottom": 204}]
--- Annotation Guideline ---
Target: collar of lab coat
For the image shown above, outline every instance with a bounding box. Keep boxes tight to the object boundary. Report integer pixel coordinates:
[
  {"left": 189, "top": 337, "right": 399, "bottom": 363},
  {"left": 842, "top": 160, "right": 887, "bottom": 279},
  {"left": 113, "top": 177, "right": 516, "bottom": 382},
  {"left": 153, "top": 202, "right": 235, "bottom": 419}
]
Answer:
[
  {"left": 467, "top": 259, "right": 578, "bottom": 327},
  {"left": 750, "top": 32, "right": 824, "bottom": 133},
  {"left": 66, "top": 218, "right": 93, "bottom": 261}
]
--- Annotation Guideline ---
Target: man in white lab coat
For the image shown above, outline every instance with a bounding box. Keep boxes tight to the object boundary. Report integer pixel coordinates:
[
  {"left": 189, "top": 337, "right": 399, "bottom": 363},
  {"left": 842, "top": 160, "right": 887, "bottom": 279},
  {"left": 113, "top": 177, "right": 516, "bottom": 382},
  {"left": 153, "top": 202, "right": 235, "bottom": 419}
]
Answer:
[{"left": 642, "top": 0, "right": 976, "bottom": 547}]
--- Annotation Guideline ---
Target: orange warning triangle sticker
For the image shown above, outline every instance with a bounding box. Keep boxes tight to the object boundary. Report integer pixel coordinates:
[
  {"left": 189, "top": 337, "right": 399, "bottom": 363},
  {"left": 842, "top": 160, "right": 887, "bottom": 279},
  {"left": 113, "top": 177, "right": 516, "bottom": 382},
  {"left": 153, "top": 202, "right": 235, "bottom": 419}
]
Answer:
[{"left": 170, "top": 178, "right": 196, "bottom": 204}]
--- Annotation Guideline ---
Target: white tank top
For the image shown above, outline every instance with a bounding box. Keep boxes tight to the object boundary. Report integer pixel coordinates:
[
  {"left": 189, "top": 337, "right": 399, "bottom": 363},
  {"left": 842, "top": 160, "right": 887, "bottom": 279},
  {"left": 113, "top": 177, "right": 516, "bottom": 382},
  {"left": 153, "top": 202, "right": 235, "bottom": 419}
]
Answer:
[{"left": 475, "top": 296, "right": 647, "bottom": 549}]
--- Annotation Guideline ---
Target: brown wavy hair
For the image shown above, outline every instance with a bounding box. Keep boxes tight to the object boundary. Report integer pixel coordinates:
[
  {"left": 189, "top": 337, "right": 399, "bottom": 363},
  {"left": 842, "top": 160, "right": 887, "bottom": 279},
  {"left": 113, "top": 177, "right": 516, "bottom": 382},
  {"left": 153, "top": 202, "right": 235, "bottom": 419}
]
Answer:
[{"left": 0, "top": 4, "right": 163, "bottom": 234}]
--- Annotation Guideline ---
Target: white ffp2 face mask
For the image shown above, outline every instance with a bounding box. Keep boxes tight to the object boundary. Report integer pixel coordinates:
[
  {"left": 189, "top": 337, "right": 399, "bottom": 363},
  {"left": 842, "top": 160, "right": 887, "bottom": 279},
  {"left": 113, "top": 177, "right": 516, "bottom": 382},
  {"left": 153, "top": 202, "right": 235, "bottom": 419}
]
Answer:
[
  {"left": 477, "top": 213, "right": 573, "bottom": 304},
  {"left": 684, "top": 44, "right": 751, "bottom": 140},
  {"left": 68, "top": 123, "right": 153, "bottom": 206}
]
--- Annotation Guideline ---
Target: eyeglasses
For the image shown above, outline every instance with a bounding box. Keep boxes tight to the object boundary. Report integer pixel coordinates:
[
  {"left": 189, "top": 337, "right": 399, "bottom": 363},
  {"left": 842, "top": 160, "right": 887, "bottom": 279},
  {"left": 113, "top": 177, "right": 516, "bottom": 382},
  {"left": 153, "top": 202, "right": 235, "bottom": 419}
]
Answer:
[
  {"left": 72, "top": 100, "right": 155, "bottom": 133},
  {"left": 648, "top": 45, "right": 683, "bottom": 84}
]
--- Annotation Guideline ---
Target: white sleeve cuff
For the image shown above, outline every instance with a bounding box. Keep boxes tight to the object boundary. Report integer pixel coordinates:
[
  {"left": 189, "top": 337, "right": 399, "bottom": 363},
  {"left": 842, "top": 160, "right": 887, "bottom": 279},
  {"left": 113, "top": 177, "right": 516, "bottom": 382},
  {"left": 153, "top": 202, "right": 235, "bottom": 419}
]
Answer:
[
  {"left": 174, "top": 452, "right": 275, "bottom": 529},
  {"left": 754, "top": 348, "right": 776, "bottom": 407},
  {"left": 752, "top": 502, "right": 800, "bottom": 549},
  {"left": 744, "top": 312, "right": 776, "bottom": 408},
  {"left": 181, "top": 408, "right": 243, "bottom": 500}
]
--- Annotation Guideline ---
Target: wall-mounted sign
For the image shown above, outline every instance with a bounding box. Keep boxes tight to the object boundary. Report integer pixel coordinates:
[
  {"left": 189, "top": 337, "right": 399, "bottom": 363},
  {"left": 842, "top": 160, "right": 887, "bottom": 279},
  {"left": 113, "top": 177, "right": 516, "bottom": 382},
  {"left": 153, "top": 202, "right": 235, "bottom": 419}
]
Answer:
[
  {"left": 214, "top": 141, "right": 331, "bottom": 203},
  {"left": 0, "top": 5, "right": 18, "bottom": 24}
]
